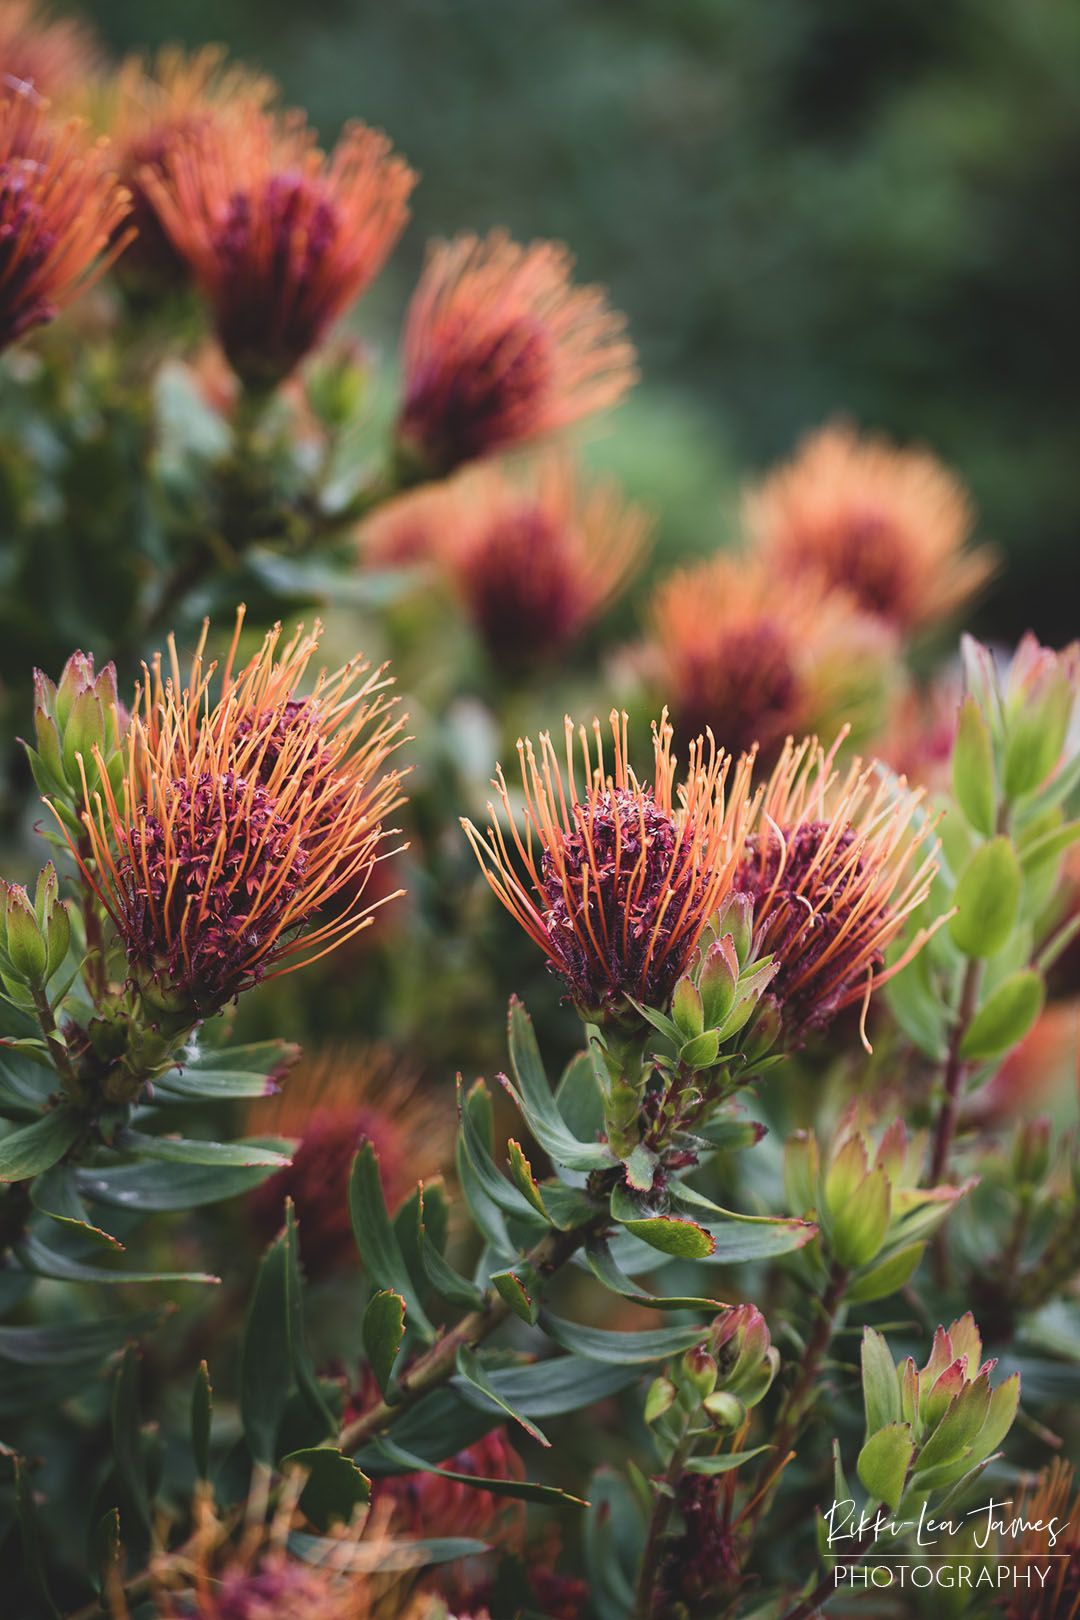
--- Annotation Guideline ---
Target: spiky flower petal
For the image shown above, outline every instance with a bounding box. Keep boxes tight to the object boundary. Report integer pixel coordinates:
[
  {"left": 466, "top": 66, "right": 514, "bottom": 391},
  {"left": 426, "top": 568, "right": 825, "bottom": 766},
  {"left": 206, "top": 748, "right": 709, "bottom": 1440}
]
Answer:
[
  {"left": 463, "top": 711, "right": 754, "bottom": 1020},
  {"left": 746, "top": 421, "right": 993, "bottom": 635},
  {"left": 0, "top": 86, "right": 131, "bottom": 350},
  {"left": 735, "top": 733, "right": 941, "bottom": 1045},
  {"left": 68, "top": 611, "right": 407, "bottom": 1015},
  {"left": 396, "top": 230, "right": 637, "bottom": 477},
  {"left": 144, "top": 104, "right": 414, "bottom": 386}
]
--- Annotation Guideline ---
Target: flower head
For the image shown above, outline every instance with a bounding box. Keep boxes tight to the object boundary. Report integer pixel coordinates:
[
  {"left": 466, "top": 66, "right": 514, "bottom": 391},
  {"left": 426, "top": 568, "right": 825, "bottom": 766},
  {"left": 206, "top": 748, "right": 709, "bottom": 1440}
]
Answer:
[
  {"left": 436, "top": 452, "right": 650, "bottom": 672},
  {"left": 463, "top": 711, "right": 754, "bottom": 1021},
  {"left": 396, "top": 230, "right": 637, "bottom": 477},
  {"left": 746, "top": 422, "right": 993, "bottom": 635},
  {"left": 1000, "top": 1461, "right": 1080, "bottom": 1620},
  {"left": 0, "top": 0, "right": 100, "bottom": 105},
  {"left": 645, "top": 551, "right": 893, "bottom": 763},
  {"left": 105, "top": 47, "right": 277, "bottom": 288},
  {"left": 143, "top": 104, "right": 414, "bottom": 386},
  {"left": 248, "top": 1046, "right": 448, "bottom": 1279},
  {"left": 68, "top": 611, "right": 407, "bottom": 1015},
  {"left": 0, "top": 86, "right": 131, "bottom": 350},
  {"left": 735, "top": 734, "right": 941, "bottom": 1046}
]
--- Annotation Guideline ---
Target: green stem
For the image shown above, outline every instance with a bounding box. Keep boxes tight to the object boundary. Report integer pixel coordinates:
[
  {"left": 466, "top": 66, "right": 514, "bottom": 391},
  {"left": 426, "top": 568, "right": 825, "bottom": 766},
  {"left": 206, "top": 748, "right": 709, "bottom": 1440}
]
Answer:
[
  {"left": 929, "top": 957, "right": 983, "bottom": 1188},
  {"left": 30, "top": 983, "right": 79, "bottom": 1093}
]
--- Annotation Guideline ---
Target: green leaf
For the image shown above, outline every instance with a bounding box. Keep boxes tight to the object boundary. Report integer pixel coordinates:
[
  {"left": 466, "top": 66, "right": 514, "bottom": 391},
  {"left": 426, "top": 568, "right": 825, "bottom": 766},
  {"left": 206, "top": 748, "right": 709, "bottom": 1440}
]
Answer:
[
  {"left": 349, "top": 1143, "right": 434, "bottom": 1341},
  {"left": 0, "top": 1048, "right": 53, "bottom": 1121},
  {"left": 14, "top": 1232, "right": 218, "bottom": 1285},
  {"left": 117, "top": 1130, "right": 291, "bottom": 1168},
  {"left": 153, "top": 1039, "right": 300, "bottom": 1101},
  {"left": 241, "top": 1229, "right": 292, "bottom": 1465},
  {"left": 669, "top": 1184, "right": 816, "bottom": 1261},
  {"left": 77, "top": 1149, "right": 287, "bottom": 1211},
  {"left": 857, "top": 1422, "right": 914, "bottom": 1511},
  {"left": 457, "top": 1079, "right": 549, "bottom": 1226},
  {"left": 556, "top": 1051, "right": 604, "bottom": 1143},
  {"left": 0, "top": 1311, "right": 163, "bottom": 1366},
  {"left": 683, "top": 1447, "right": 770, "bottom": 1476},
  {"left": 885, "top": 946, "right": 948, "bottom": 1062},
  {"left": 363, "top": 1291, "right": 406, "bottom": 1394},
  {"left": 416, "top": 1190, "right": 485, "bottom": 1309},
  {"left": 455, "top": 1345, "right": 550, "bottom": 1446},
  {"left": 374, "top": 1438, "right": 587, "bottom": 1506},
  {"left": 490, "top": 1266, "right": 538, "bottom": 1323},
  {"left": 112, "top": 1345, "right": 151, "bottom": 1532},
  {"left": 1018, "top": 817, "right": 1080, "bottom": 875},
  {"left": 15, "top": 1457, "right": 60, "bottom": 1620},
  {"left": 455, "top": 1350, "right": 641, "bottom": 1421},
  {"left": 191, "top": 1361, "right": 212, "bottom": 1481},
  {"left": 847, "top": 1243, "right": 926, "bottom": 1304},
  {"left": 861, "top": 1328, "right": 901, "bottom": 1437},
  {"left": 960, "top": 970, "right": 1045, "bottom": 1061},
  {"left": 282, "top": 1204, "right": 335, "bottom": 1447},
  {"left": 952, "top": 697, "right": 997, "bottom": 838},
  {"left": 584, "top": 1235, "right": 723, "bottom": 1312},
  {"left": 609, "top": 1200, "right": 715, "bottom": 1260},
  {"left": 0, "top": 1108, "right": 81, "bottom": 1183},
  {"left": 283, "top": 1447, "right": 371, "bottom": 1532},
  {"left": 288, "top": 1530, "right": 492, "bottom": 1572},
  {"left": 90, "top": 1508, "right": 121, "bottom": 1598},
  {"left": 541, "top": 1312, "right": 706, "bottom": 1364},
  {"left": 31, "top": 1164, "right": 123, "bottom": 1249},
  {"left": 506, "top": 1139, "right": 552, "bottom": 1219},
  {"left": 504, "top": 998, "right": 614, "bottom": 1171},
  {"left": 679, "top": 1029, "right": 720, "bottom": 1069},
  {"left": 949, "top": 838, "right": 1021, "bottom": 959}
]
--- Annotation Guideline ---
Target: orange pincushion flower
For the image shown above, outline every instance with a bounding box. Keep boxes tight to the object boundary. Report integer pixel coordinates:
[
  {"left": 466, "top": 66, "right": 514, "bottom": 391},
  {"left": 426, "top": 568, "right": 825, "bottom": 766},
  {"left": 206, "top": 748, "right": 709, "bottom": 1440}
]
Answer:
[
  {"left": 462, "top": 710, "right": 755, "bottom": 1019},
  {"left": 746, "top": 422, "right": 993, "bottom": 635},
  {"left": 69, "top": 611, "right": 408, "bottom": 1015},
  {"left": 437, "top": 452, "right": 650, "bottom": 671},
  {"left": 646, "top": 551, "right": 894, "bottom": 763},
  {"left": 396, "top": 230, "right": 637, "bottom": 476},
  {"left": 734, "top": 733, "right": 942, "bottom": 1045},
  {"left": 247, "top": 1046, "right": 449, "bottom": 1279},
  {"left": 0, "top": 86, "right": 131, "bottom": 350},
  {"left": 0, "top": 0, "right": 100, "bottom": 105},
  {"left": 1001, "top": 1460, "right": 1080, "bottom": 1620},
  {"left": 105, "top": 47, "right": 277, "bottom": 288},
  {"left": 143, "top": 105, "right": 414, "bottom": 386}
]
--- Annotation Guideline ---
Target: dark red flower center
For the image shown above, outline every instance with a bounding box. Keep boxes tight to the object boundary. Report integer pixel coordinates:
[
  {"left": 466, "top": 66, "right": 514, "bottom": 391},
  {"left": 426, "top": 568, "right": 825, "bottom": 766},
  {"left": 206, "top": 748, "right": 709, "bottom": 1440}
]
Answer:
[
  {"left": 462, "top": 504, "right": 582, "bottom": 670},
  {"left": 0, "top": 161, "right": 58, "bottom": 345}
]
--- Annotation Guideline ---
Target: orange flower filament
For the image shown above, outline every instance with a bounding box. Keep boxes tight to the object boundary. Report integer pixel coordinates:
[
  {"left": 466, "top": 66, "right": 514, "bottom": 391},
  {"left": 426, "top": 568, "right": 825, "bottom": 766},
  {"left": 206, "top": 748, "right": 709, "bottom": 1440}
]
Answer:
[
  {"left": 0, "top": 0, "right": 100, "bottom": 105},
  {"left": 70, "top": 612, "right": 408, "bottom": 1014},
  {"left": 463, "top": 711, "right": 755, "bottom": 1019},
  {"left": 397, "top": 230, "right": 637, "bottom": 476}
]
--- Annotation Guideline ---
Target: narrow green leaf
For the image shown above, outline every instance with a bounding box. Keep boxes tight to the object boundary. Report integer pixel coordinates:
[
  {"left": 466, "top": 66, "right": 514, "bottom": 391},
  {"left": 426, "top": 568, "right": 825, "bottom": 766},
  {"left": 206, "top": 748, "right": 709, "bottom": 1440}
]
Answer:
[
  {"left": 0, "top": 1311, "right": 164, "bottom": 1366},
  {"left": 457, "top": 1079, "right": 549, "bottom": 1225},
  {"left": 0, "top": 1108, "right": 81, "bottom": 1183},
  {"left": 90, "top": 1508, "right": 121, "bottom": 1598},
  {"left": 960, "top": 970, "right": 1045, "bottom": 1061},
  {"left": 455, "top": 1345, "right": 550, "bottom": 1446},
  {"left": 541, "top": 1312, "right": 706, "bottom": 1365},
  {"left": 952, "top": 697, "right": 997, "bottom": 837},
  {"left": 504, "top": 998, "right": 614, "bottom": 1171},
  {"left": 117, "top": 1130, "right": 291, "bottom": 1168},
  {"left": 861, "top": 1328, "right": 901, "bottom": 1438},
  {"left": 610, "top": 1184, "right": 715, "bottom": 1257},
  {"left": 584, "top": 1235, "right": 723, "bottom": 1312},
  {"left": 506, "top": 1139, "right": 551, "bottom": 1219},
  {"left": 683, "top": 1446, "right": 770, "bottom": 1476},
  {"left": 191, "top": 1361, "right": 212, "bottom": 1481},
  {"left": 283, "top": 1447, "right": 371, "bottom": 1532},
  {"left": 78, "top": 1148, "right": 287, "bottom": 1212},
  {"left": 490, "top": 1266, "right": 537, "bottom": 1323},
  {"left": 241, "top": 1230, "right": 291, "bottom": 1465},
  {"left": 112, "top": 1346, "right": 151, "bottom": 1532},
  {"left": 416, "top": 1188, "right": 485, "bottom": 1309},
  {"left": 456, "top": 1349, "right": 641, "bottom": 1421},
  {"left": 288, "top": 1530, "right": 491, "bottom": 1572},
  {"left": 349, "top": 1143, "right": 434, "bottom": 1341},
  {"left": 847, "top": 1243, "right": 926, "bottom": 1304},
  {"left": 374, "top": 1437, "right": 589, "bottom": 1506},
  {"left": 31, "top": 1164, "right": 123, "bottom": 1249},
  {"left": 555, "top": 1051, "right": 604, "bottom": 1143},
  {"left": 154, "top": 1039, "right": 300, "bottom": 1101},
  {"left": 15, "top": 1232, "right": 219, "bottom": 1286},
  {"left": 949, "top": 838, "right": 1021, "bottom": 959},
  {"left": 363, "top": 1291, "right": 406, "bottom": 1394},
  {"left": 282, "top": 1204, "right": 335, "bottom": 1446}
]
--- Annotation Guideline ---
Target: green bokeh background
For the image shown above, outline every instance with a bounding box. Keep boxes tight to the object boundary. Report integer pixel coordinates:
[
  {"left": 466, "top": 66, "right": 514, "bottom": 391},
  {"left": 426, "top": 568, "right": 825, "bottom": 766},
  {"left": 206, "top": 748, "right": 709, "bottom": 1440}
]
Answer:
[{"left": 84, "top": 0, "right": 1079, "bottom": 644}]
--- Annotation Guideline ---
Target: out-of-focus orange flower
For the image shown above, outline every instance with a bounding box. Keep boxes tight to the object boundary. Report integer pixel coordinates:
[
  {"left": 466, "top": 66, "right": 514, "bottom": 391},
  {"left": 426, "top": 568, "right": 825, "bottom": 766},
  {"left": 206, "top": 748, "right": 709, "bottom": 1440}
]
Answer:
[
  {"left": 878, "top": 673, "right": 961, "bottom": 797},
  {"left": 735, "top": 733, "right": 941, "bottom": 1046},
  {"left": 432, "top": 453, "right": 650, "bottom": 672},
  {"left": 396, "top": 230, "right": 637, "bottom": 477},
  {"left": 67, "top": 610, "right": 408, "bottom": 1015},
  {"left": 0, "top": 86, "right": 131, "bottom": 350},
  {"left": 1001, "top": 1461, "right": 1080, "bottom": 1620},
  {"left": 746, "top": 422, "right": 993, "bottom": 636},
  {"left": 248, "top": 1046, "right": 448, "bottom": 1279},
  {"left": 143, "top": 104, "right": 414, "bottom": 386},
  {"left": 645, "top": 551, "right": 893, "bottom": 763},
  {"left": 0, "top": 0, "right": 99, "bottom": 105},
  {"left": 104, "top": 46, "right": 276, "bottom": 288},
  {"left": 360, "top": 482, "right": 447, "bottom": 570},
  {"left": 463, "top": 710, "right": 754, "bottom": 1021}
]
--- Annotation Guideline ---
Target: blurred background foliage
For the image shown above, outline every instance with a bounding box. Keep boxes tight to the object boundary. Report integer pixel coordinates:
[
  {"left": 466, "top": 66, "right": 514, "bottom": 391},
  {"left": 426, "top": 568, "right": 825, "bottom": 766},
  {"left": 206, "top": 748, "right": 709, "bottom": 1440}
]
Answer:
[{"left": 86, "top": 0, "right": 1080, "bottom": 642}]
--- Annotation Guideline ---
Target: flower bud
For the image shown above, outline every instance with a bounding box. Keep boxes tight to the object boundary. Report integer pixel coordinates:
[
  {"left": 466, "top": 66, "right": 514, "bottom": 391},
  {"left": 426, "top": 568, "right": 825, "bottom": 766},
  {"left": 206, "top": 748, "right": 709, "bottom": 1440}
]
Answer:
[
  {"left": 27, "top": 652, "right": 124, "bottom": 807},
  {"left": 1002, "top": 633, "right": 1079, "bottom": 800},
  {"left": 702, "top": 1390, "right": 744, "bottom": 1429},
  {"left": 713, "top": 890, "right": 754, "bottom": 966},
  {"left": 644, "top": 1375, "right": 677, "bottom": 1426},
  {"left": 698, "top": 935, "right": 738, "bottom": 1030},
  {"left": 741, "top": 993, "right": 782, "bottom": 1065},
  {"left": 710, "top": 1304, "right": 775, "bottom": 1407},
  {"left": 680, "top": 1345, "right": 719, "bottom": 1402},
  {"left": 2, "top": 881, "right": 48, "bottom": 985},
  {"left": 1010, "top": 1117, "right": 1051, "bottom": 1188}
]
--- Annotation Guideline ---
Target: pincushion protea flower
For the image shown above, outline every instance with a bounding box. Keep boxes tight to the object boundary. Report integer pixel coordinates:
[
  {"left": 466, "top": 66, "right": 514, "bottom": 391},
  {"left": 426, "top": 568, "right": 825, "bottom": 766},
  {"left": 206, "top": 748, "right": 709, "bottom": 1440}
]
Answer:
[
  {"left": 1000, "top": 1460, "right": 1080, "bottom": 1620},
  {"left": 746, "top": 422, "right": 993, "bottom": 635},
  {"left": 105, "top": 46, "right": 276, "bottom": 288},
  {"left": 143, "top": 104, "right": 414, "bottom": 387},
  {"left": 0, "top": 0, "right": 100, "bottom": 105},
  {"left": 67, "top": 611, "right": 407, "bottom": 1015},
  {"left": 436, "top": 452, "right": 650, "bottom": 671},
  {"left": 645, "top": 551, "right": 893, "bottom": 763},
  {"left": 462, "top": 710, "right": 755, "bottom": 1021},
  {"left": 248, "top": 1046, "right": 448, "bottom": 1278},
  {"left": 734, "top": 733, "right": 941, "bottom": 1046},
  {"left": 395, "top": 230, "right": 637, "bottom": 478},
  {"left": 0, "top": 86, "right": 131, "bottom": 351}
]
